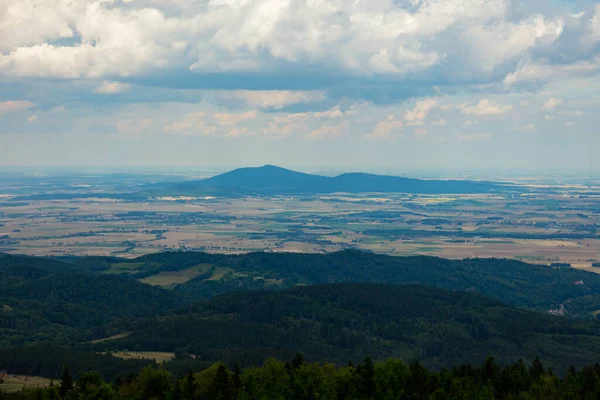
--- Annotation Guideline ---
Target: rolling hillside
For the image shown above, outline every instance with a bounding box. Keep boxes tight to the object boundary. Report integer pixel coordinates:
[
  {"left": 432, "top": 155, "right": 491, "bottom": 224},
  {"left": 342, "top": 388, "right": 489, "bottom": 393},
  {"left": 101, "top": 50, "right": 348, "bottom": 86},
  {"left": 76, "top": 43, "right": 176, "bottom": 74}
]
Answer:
[
  {"left": 75, "top": 250, "right": 600, "bottom": 317},
  {"left": 107, "top": 283, "right": 600, "bottom": 372}
]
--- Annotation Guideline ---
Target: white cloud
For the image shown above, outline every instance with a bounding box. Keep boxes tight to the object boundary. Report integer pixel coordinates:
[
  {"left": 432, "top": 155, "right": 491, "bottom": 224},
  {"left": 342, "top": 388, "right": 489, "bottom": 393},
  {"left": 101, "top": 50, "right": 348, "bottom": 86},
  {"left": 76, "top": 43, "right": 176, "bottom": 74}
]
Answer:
[
  {"left": 115, "top": 118, "right": 153, "bottom": 136},
  {"left": 513, "top": 123, "right": 536, "bottom": 132},
  {"left": 413, "top": 128, "right": 427, "bottom": 136},
  {"left": 163, "top": 112, "right": 212, "bottom": 136},
  {"left": 227, "top": 90, "right": 326, "bottom": 109},
  {"left": 463, "top": 120, "right": 479, "bottom": 126},
  {"left": 543, "top": 97, "right": 563, "bottom": 110},
  {"left": 224, "top": 127, "right": 251, "bottom": 137},
  {"left": 27, "top": 115, "right": 39, "bottom": 123},
  {"left": 504, "top": 57, "right": 600, "bottom": 86},
  {"left": 403, "top": 99, "right": 438, "bottom": 122},
  {"left": 0, "top": 0, "right": 590, "bottom": 86},
  {"left": 309, "top": 122, "right": 348, "bottom": 139},
  {"left": 559, "top": 110, "right": 585, "bottom": 117},
  {"left": 0, "top": 100, "right": 34, "bottom": 114},
  {"left": 94, "top": 81, "right": 132, "bottom": 94},
  {"left": 461, "top": 99, "right": 513, "bottom": 116},
  {"left": 366, "top": 115, "right": 403, "bottom": 139},
  {"left": 430, "top": 119, "right": 448, "bottom": 126},
  {"left": 213, "top": 111, "right": 257, "bottom": 125},
  {"left": 48, "top": 106, "right": 66, "bottom": 114},
  {"left": 464, "top": 16, "right": 564, "bottom": 73}
]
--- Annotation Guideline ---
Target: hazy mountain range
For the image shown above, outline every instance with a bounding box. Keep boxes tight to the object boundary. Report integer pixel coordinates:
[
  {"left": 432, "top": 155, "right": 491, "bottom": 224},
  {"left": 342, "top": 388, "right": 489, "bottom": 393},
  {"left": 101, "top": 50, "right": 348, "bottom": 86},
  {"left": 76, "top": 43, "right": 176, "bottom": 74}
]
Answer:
[{"left": 161, "top": 165, "right": 507, "bottom": 196}]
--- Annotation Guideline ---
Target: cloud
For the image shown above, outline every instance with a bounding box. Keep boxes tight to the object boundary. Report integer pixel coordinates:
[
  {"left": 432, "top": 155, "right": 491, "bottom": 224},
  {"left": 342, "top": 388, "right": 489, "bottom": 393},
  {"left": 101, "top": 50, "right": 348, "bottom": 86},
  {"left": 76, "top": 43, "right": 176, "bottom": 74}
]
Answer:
[
  {"left": 0, "top": 100, "right": 34, "bottom": 114},
  {"left": 260, "top": 105, "right": 349, "bottom": 138},
  {"left": 163, "top": 112, "right": 212, "bottom": 136},
  {"left": 309, "top": 122, "right": 348, "bottom": 139},
  {"left": 94, "top": 81, "right": 132, "bottom": 94},
  {"left": 213, "top": 111, "right": 257, "bottom": 125},
  {"left": 430, "top": 119, "right": 448, "bottom": 126},
  {"left": 504, "top": 57, "right": 600, "bottom": 86},
  {"left": 404, "top": 99, "right": 438, "bottom": 123},
  {"left": 115, "top": 118, "right": 153, "bottom": 136},
  {"left": 27, "top": 115, "right": 39, "bottom": 123},
  {"left": 229, "top": 90, "right": 326, "bottom": 109},
  {"left": 559, "top": 110, "right": 585, "bottom": 117},
  {"left": 513, "top": 123, "right": 536, "bottom": 132},
  {"left": 0, "top": 0, "right": 594, "bottom": 92},
  {"left": 457, "top": 132, "right": 493, "bottom": 141},
  {"left": 224, "top": 127, "right": 251, "bottom": 137},
  {"left": 461, "top": 99, "right": 513, "bottom": 116},
  {"left": 464, "top": 120, "right": 479, "bottom": 126},
  {"left": 48, "top": 106, "right": 66, "bottom": 114},
  {"left": 413, "top": 128, "right": 427, "bottom": 136},
  {"left": 543, "top": 97, "right": 563, "bottom": 110},
  {"left": 366, "top": 115, "right": 403, "bottom": 139}
]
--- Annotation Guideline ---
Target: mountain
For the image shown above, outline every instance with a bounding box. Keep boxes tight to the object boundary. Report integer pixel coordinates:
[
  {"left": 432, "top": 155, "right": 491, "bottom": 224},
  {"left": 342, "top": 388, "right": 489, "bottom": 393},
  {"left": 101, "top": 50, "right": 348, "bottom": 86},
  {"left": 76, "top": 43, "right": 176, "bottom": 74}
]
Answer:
[
  {"left": 161, "top": 165, "right": 506, "bottom": 196},
  {"left": 105, "top": 283, "right": 600, "bottom": 372}
]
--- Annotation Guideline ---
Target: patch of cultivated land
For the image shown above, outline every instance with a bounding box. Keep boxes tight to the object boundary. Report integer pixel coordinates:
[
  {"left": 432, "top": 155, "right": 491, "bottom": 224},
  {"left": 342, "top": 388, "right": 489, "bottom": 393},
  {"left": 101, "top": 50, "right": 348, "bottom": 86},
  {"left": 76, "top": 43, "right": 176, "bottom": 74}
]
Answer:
[
  {"left": 0, "top": 376, "right": 52, "bottom": 393},
  {"left": 140, "top": 264, "right": 214, "bottom": 287},
  {"left": 89, "top": 332, "right": 132, "bottom": 344},
  {"left": 110, "top": 351, "right": 175, "bottom": 363},
  {"left": 1, "top": 190, "right": 599, "bottom": 269},
  {"left": 108, "top": 262, "right": 146, "bottom": 272},
  {"left": 205, "top": 266, "right": 233, "bottom": 281}
]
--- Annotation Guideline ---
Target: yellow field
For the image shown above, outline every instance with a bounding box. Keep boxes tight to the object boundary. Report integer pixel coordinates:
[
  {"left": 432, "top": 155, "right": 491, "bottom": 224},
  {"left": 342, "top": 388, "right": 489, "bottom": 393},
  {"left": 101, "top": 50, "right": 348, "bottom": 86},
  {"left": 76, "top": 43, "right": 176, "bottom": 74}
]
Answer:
[
  {"left": 0, "top": 376, "right": 52, "bottom": 393},
  {"left": 205, "top": 266, "right": 233, "bottom": 281},
  {"left": 140, "top": 264, "right": 213, "bottom": 287},
  {"left": 110, "top": 351, "right": 175, "bottom": 363}
]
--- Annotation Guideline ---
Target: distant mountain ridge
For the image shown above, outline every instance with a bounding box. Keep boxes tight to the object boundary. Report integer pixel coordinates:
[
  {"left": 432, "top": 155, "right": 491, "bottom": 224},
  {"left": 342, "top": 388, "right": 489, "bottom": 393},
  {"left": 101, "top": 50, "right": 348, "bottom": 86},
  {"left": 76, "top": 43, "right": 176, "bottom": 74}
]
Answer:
[{"left": 164, "top": 165, "right": 507, "bottom": 196}]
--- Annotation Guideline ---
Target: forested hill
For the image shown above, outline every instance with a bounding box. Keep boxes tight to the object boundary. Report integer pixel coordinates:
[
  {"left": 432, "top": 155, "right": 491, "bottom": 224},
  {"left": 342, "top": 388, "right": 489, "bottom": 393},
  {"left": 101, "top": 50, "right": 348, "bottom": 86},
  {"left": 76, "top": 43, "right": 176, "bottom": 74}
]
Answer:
[
  {"left": 69, "top": 249, "right": 600, "bottom": 317},
  {"left": 108, "top": 283, "right": 600, "bottom": 373},
  {"left": 0, "top": 260, "right": 182, "bottom": 346},
  {"left": 161, "top": 165, "right": 505, "bottom": 195}
]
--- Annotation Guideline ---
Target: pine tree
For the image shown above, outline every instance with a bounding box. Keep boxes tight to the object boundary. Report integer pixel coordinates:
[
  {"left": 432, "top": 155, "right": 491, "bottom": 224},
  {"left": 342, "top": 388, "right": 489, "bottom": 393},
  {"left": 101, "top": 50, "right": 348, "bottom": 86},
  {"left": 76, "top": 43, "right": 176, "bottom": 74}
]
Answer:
[
  {"left": 291, "top": 353, "right": 305, "bottom": 371},
  {"left": 530, "top": 357, "right": 545, "bottom": 381},
  {"left": 173, "top": 378, "right": 182, "bottom": 400},
  {"left": 185, "top": 368, "right": 197, "bottom": 400},
  {"left": 357, "top": 356, "right": 376, "bottom": 399},
  {"left": 211, "top": 364, "right": 233, "bottom": 400},
  {"left": 232, "top": 363, "right": 242, "bottom": 399},
  {"left": 59, "top": 366, "right": 73, "bottom": 399}
]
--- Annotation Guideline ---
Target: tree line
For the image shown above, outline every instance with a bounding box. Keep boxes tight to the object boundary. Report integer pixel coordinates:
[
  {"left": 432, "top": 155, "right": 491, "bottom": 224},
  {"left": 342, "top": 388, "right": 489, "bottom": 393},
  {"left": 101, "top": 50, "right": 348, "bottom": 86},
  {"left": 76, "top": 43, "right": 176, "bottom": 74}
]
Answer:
[{"left": 3, "top": 355, "right": 600, "bottom": 400}]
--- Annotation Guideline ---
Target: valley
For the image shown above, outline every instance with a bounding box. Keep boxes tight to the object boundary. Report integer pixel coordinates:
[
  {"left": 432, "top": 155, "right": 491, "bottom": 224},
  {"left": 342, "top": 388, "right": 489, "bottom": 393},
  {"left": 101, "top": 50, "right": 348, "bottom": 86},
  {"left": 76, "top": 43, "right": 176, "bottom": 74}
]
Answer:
[{"left": 0, "top": 168, "right": 599, "bottom": 272}]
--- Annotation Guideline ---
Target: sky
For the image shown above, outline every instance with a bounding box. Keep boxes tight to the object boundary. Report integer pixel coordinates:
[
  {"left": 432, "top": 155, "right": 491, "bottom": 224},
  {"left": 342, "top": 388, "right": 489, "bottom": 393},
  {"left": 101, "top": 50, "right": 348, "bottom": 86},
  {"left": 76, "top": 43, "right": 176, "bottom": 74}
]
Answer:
[{"left": 1, "top": 0, "right": 600, "bottom": 174}]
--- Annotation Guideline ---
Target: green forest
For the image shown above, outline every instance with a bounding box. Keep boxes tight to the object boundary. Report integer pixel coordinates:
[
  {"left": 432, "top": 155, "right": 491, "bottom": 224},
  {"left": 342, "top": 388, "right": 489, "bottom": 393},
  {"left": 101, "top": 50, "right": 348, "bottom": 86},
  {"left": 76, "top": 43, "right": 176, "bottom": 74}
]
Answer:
[
  {"left": 3, "top": 251, "right": 600, "bottom": 398},
  {"left": 4, "top": 355, "right": 600, "bottom": 400}
]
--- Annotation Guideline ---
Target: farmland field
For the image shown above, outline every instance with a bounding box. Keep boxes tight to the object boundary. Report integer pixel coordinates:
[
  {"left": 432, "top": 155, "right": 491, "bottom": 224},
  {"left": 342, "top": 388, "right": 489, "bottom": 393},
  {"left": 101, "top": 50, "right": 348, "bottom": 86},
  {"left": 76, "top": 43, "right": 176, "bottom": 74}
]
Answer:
[
  {"left": 0, "top": 376, "right": 52, "bottom": 393},
  {"left": 1, "top": 172, "right": 599, "bottom": 271},
  {"left": 140, "top": 264, "right": 214, "bottom": 287}
]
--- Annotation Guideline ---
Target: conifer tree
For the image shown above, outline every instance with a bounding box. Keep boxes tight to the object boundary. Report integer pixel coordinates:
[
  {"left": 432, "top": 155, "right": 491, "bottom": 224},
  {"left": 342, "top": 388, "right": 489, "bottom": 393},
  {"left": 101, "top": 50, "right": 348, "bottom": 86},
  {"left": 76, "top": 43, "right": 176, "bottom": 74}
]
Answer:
[{"left": 59, "top": 366, "right": 73, "bottom": 399}]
